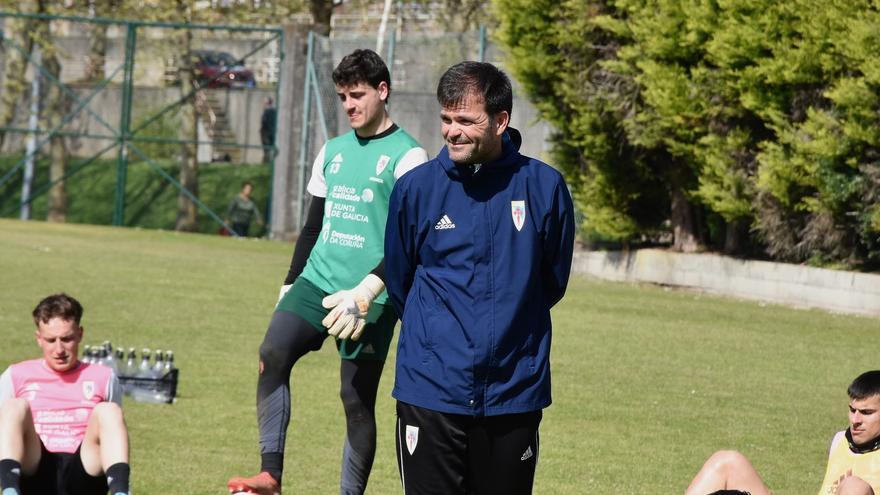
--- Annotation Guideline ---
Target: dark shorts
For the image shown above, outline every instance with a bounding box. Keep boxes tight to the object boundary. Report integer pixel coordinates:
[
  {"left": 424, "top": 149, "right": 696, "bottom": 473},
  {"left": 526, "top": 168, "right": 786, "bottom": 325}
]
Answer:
[
  {"left": 395, "top": 401, "right": 543, "bottom": 495},
  {"left": 275, "top": 276, "right": 398, "bottom": 361},
  {"left": 232, "top": 222, "right": 250, "bottom": 237},
  {"left": 21, "top": 442, "right": 108, "bottom": 495}
]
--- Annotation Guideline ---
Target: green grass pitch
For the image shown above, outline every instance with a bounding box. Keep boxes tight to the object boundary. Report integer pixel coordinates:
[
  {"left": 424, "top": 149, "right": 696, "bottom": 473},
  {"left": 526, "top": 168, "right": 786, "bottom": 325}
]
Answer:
[{"left": 1, "top": 218, "right": 878, "bottom": 494}]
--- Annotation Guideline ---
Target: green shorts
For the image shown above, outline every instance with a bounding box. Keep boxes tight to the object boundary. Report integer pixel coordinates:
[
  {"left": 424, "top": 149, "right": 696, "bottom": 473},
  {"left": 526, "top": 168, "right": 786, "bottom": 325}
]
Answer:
[{"left": 275, "top": 276, "right": 397, "bottom": 361}]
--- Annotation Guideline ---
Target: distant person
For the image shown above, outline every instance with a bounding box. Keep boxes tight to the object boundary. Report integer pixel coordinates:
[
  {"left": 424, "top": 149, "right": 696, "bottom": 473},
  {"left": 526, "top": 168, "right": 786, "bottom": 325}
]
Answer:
[
  {"left": 384, "top": 61, "right": 575, "bottom": 494},
  {"left": 225, "top": 181, "right": 264, "bottom": 237},
  {"left": 260, "top": 97, "right": 277, "bottom": 163},
  {"left": 227, "top": 49, "right": 427, "bottom": 495},
  {"left": 684, "top": 370, "right": 880, "bottom": 495},
  {"left": 0, "top": 293, "right": 131, "bottom": 495}
]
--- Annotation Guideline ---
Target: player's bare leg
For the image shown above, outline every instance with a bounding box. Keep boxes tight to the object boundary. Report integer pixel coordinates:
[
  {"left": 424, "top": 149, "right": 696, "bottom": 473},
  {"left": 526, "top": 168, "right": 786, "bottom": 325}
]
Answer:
[
  {"left": 0, "top": 398, "right": 42, "bottom": 487},
  {"left": 684, "top": 450, "right": 773, "bottom": 495},
  {"left": 80, "top": 402, "right": 131, "bottom": 494},
  {"left": 837, "top": 475, "right": 874, "bottom": 495}
]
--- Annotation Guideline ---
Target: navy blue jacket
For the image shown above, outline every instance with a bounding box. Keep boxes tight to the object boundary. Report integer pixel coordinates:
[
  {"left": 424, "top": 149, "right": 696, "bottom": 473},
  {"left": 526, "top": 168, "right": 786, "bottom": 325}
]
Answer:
[{"left": 385, "top": 129, "right": 575, "bottom": 416}]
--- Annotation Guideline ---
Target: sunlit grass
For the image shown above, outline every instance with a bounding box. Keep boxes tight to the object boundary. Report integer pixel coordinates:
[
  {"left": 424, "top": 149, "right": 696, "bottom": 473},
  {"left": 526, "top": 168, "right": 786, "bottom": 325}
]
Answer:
[{"left": 1, "top": 218, "right": 876, "bottom": 494}]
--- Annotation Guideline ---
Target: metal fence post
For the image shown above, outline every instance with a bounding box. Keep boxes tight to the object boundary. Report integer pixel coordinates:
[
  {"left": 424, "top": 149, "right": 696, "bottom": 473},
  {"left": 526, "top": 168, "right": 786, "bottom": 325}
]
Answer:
[
  {"left": 295, "top": 31, "right": 315, "bottom": 233},
  {"left": 266, "top": 31, "right": 283, "bottom": 231},
  {"left": 113, "top": 22, "right": 137, "bottom": 226},
  {"left": 479, "top": 25, "right": 486, "bottom": 62},
  {"left": 271, "top": 22, "right": 307, "bottom": 240},
  {"left": 386, "top": 23, "right": 396, "bottom": 86}
]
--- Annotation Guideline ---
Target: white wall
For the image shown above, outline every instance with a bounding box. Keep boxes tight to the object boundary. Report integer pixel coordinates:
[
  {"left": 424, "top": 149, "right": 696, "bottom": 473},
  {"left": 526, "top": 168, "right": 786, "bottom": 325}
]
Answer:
[{"left": 573, "top": 249, "right": 880, "bottom": 318}]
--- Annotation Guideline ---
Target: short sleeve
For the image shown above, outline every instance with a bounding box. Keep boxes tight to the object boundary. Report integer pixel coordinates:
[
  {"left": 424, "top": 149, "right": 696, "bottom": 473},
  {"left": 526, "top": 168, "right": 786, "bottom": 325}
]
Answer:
[
  {"left": 306, "top": 144, "right": 328, "bottom": 198},
  {"left": 0, "top": 368, "right": 13, "bottom": 407},
  {"left": 394, "top": 147, "right": 429, "bottom": 180}
]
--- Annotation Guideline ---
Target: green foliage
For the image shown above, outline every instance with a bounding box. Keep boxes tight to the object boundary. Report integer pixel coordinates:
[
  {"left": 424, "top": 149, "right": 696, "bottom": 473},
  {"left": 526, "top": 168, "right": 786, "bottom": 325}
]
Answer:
[
  {"left": 695, "top": 130, "right": 755, "bottom": 221},
  {"left": 493, "top": 0, "right": 880, "bottom": 267},
  {"left": 130, "top": 102, "right": 182, "bottom": 162},
  {"left": 0, "top": 154, "right": 270, "bottom": 235},
  {"left": 493, "top": 0, "right": 670, "bottom": 242}
]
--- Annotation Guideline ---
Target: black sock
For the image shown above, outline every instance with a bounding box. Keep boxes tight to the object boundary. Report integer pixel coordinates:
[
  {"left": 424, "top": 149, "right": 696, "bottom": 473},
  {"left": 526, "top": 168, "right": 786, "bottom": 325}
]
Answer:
[
  {"left": 106, "top": 462, "right": 130, "bottom": 495},
  {"left": 260, "top": 452, "right": 283, "bottom": 484},
  {"left": 0, "top": 459, "right": 22, "bottom": 493}
]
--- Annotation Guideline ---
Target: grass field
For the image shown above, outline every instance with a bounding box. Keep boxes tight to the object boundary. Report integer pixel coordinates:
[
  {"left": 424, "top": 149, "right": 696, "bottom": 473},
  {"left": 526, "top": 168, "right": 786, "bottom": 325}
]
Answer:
[{"left": 1, "top": 218, "right": 878, "bottom": 494}]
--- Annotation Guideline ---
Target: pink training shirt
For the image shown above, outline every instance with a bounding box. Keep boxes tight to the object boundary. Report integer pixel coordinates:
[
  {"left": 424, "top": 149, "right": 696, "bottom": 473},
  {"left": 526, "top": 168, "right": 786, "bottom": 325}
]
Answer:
[{"left": 0, "top": 359, "right": 121, "bottom": 454}]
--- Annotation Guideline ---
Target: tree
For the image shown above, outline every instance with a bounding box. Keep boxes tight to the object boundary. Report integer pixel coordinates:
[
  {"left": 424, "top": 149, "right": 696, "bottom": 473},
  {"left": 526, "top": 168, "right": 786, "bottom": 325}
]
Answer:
[
  {"left": 84, "top": 0, "right": 120, "bottom": 82},
  {"left": 493, "top": 0, "right": 671, "bottom": 247},
  {"left": 174, "top": 0, "right": 200, "bottom": 232},
  {"left": 493, "top": 0, "right": 880, "bottom": 267},
  {"left": 311, "top": 0, "right": 333, "bottom": 35},
  {"left": 41, "top": 40, "right": 68, "bottom": 223},
  {"left": 30, "top": 0, "right": 70, "bottom": 222},
  {"left": 412, "top": 0, "right": 493, "bottom": 31},
  {"left": 0, "top": 14, "right": 33, "bottom": 151}
]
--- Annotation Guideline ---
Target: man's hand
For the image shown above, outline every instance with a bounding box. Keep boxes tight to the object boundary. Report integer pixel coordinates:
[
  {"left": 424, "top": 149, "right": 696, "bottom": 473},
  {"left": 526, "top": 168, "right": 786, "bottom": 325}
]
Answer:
[{"left": 321, "top": 274, "right": 384, "bottom": 341}]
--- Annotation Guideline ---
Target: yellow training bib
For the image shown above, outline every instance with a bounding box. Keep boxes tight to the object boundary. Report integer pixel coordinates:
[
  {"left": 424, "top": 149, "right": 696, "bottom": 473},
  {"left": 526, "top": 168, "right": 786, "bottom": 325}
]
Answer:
[{"left": 818, "top": 431, "right": 880, "bottom": 495}]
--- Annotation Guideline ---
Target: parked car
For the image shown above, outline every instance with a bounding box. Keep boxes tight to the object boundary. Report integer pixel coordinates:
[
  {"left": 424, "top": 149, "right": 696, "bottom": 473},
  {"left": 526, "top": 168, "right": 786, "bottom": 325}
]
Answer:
[{"left": 165, "top": 49, "right": 256, "bottom": 88}]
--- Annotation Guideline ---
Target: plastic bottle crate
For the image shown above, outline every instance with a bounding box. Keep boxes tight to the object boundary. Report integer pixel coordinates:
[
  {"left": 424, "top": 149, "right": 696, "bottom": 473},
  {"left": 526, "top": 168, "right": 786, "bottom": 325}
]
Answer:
[{"left": 119, "top": 368, "right": 179, "bottom": 404}]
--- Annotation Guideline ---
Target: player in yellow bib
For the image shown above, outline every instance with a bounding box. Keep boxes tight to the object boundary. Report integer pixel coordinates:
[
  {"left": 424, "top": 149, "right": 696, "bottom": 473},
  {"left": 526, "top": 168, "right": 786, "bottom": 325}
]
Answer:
[{"left": 684, "top": 370, "right": 880, "bottom": 495}]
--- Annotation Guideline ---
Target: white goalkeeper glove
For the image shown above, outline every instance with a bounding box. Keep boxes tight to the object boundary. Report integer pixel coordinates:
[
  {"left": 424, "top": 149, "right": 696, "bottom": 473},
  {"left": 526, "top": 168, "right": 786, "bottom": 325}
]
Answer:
[
  {"left": 321, "top": 274, "right": 384, "bottom": 341},
  {"left": 277, "top": 284, "right": 292, "bottom": 304}
]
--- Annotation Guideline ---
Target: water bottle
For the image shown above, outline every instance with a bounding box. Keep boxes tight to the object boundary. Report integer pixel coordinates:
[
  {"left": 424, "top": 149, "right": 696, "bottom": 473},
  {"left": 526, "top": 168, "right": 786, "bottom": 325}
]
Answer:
[
  {"left": 137, "top": 349, "right": 152, "bottom": 378},
  {"left": 100, "top": 346, "right": 117, "bottom": 372},
  {"left": 152, "top": 351, "right": 165, "bottom": 378},
  {"left": 101, "top": 342, "right": 113, "bottom": 368},
  {"left": 125, "top": 348, "right": 137, "bottom": 378},
  {"left": 129, "top": 384, "right": 170, "bottom": 404},
  {"left": 93, "top": 347, "right": 105, "bottom": 367},
  {"left": 133, "top": 355, "right": 171, "bottom": 404},
  {"left": 164, "top": 351, "right": 175, "bottom": 374},
  {"left": 114, "top": 349, "right": 125, "bottom": 373}
]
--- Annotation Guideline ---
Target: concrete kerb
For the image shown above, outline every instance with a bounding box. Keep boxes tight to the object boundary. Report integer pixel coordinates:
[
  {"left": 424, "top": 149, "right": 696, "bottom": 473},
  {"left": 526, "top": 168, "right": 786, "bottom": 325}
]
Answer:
[{"left": 572, "top": 249, "right": 880, "bottom": 318}]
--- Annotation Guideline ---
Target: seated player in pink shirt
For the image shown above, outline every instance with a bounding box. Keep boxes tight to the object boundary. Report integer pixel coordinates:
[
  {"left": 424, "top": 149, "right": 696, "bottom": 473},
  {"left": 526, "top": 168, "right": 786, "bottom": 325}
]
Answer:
[{"left": 0, "top": 293, "right": 131, "bottom": 495}]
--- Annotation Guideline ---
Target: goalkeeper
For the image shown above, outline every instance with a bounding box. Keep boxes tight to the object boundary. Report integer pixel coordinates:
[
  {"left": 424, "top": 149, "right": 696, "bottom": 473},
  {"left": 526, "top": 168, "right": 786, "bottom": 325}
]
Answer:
[{"left": 227, "top": 48, "right": 427, "bottom": 495}]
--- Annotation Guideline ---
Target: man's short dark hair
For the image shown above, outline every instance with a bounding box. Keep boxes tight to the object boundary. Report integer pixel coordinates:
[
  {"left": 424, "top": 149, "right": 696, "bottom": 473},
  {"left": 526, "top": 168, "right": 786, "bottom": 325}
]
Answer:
[
  {"left": 848, "top": 370, "right": 880, "bottom": 400},
  {"left": 332, "top": 49, "right": 391, "bottom": 99},
  {"left": 242, "top": 180, "right": 253, "bottom": 189},
  {"left": 437, "top": 61, "right": 512, "bottom": 117},
  {"left": 33, "top": 293, "right": 83, "bottom": 326}
]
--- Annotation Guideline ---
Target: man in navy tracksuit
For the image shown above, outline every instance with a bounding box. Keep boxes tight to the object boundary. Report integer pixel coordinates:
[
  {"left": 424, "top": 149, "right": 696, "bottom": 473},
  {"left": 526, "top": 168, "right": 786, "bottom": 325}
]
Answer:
[{"left": 385, "top": 61, "right": 575, "bottom": 494}]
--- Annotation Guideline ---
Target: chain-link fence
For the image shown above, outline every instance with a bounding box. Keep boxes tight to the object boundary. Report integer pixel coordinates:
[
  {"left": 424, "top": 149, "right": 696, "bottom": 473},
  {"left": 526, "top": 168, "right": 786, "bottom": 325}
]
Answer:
[
  {"left": 0, "top": 12, "right": 282, "bottom": 236},
  {"left": 292, "top": 26, "right": 551, "bottom": 231},
  {"left": 0, "top": 13, "right": 553, "bottom": 237}
]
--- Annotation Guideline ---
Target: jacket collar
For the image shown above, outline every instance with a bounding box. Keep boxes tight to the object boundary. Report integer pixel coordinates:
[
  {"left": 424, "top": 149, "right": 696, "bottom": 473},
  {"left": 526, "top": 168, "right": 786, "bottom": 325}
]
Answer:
[{"left": 438, "top": 127, "right": 523, "bottom": 180}]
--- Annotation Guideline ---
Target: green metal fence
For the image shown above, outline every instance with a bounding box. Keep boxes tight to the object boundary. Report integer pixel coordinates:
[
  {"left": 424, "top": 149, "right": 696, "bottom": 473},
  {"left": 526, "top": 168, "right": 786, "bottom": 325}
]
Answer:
[{"left": 0, "top": 12, "right": 282, "bottom": 236}]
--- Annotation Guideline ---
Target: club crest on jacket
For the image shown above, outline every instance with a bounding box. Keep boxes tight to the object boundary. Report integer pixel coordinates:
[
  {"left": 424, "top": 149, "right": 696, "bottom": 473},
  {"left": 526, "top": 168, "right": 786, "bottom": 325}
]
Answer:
[{"left": 511, "top": 200, "right": 526, "bottom": 231}]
